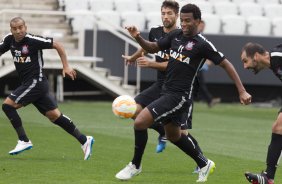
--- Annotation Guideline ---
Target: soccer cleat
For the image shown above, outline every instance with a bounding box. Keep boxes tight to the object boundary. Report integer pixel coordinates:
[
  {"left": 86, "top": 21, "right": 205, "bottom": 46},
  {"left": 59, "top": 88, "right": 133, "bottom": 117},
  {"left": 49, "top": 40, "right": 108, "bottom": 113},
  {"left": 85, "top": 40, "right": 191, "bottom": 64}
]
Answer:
[
  {"left": 192, "top": 166, "right": 201, "bottom": 174},
  {"left": 156, "top": 136, "right": 167, "bottom": 153},
  {"left": 81, "top": 136, "right": 94, "bottom": 160},
  {"left": 115, "top": 162, "right": 142, "bottom": 180},
  {"left": 245, "top": 172, "right": 274, "bottom": 184},
  {"left": 196, "top": 159, "right": 216, "bottom": 182},
  {"left": 9, "top": 140, "right": 33, "bottom": 155}
]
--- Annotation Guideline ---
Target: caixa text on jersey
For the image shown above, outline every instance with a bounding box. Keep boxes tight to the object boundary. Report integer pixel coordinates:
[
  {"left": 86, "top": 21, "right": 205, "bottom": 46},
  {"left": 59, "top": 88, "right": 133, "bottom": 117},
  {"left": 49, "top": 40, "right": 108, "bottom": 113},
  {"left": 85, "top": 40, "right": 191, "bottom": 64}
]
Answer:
[{"left": 13, "top": 56, "right": 31, "bottom": 63}]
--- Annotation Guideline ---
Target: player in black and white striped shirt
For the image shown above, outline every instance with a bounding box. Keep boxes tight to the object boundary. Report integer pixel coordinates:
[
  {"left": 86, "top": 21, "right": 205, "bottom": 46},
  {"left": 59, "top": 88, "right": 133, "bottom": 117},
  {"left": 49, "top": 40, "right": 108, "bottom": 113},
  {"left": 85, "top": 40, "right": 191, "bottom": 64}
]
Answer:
[
  {"left": 241, "top": 42, "right": 282, "bottom": 184},
  {"left": 1, "top": 17, "right": 94, "bottom": 160}
]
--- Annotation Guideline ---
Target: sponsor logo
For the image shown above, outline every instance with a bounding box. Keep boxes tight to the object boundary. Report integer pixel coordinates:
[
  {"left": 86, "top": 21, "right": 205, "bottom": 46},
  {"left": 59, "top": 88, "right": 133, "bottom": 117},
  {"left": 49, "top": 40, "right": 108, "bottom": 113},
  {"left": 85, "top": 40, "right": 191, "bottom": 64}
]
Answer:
[{"left": 22, "top": 45, "right": 29, "bottom": 54}]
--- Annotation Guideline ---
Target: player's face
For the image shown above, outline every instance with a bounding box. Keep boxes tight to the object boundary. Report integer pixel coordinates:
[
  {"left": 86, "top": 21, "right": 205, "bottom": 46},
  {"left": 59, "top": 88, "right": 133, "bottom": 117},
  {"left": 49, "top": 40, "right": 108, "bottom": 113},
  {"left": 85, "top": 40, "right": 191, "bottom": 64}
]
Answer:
[
  {"left": 180, "top": 12, "right": 200, "bottom": 36},
  {"left": 10, "top": 20, "right": 27, "bottom": 42},
  {"left": 241, "top": 51, "right": 262, "bottom": 74},
  {"left": 161, "top": 7, "right": 178, "bottom": 29}
]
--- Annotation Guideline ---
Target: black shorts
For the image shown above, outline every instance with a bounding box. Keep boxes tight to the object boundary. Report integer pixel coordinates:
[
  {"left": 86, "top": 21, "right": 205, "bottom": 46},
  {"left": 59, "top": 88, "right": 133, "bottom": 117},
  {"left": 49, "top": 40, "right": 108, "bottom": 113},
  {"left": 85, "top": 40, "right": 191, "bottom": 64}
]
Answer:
[
  {"left": 9, "top": 78, "right": 58, "bottom": 115},
  {"left": 147, "top": 93, "right": 193, "bottom": 129},
  {"left": 134, "top": 82, "right": 162, "bottom": 108}
]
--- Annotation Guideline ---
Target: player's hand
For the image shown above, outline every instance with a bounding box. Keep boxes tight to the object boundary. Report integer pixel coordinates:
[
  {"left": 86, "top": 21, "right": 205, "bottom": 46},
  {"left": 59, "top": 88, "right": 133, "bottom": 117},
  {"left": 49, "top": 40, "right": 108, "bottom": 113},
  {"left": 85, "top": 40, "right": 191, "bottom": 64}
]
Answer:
[
  {"left": 136, "top": 57, "right": 151, "bottom": 68},
  {"left": 239, "top": 91, "right": 252, "bottom": 105},
  {"left": 62, "top": 66, "right": 77, "bottom": 80},
  {"left": 122, "top": 54, "right": 135, "bottom": 65},
  {"left": 125, "top": 26, "right": 140, "bottom": 38}
]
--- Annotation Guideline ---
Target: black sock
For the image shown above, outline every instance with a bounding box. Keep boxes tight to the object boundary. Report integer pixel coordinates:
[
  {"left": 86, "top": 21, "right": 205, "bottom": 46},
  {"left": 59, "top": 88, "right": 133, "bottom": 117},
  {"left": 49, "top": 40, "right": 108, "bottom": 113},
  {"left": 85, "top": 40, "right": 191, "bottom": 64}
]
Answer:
[
  {"left": 132, "top": 129, "right": 148, "bottom": 169},
  {"left": 150, "top": 122, "right": 165, "bottom": 137},
  {"left": 187, "top": 133, "right": 203, "bottom": 155},
  {"left": 2, "top": 104, "right": 29, "bottom": 142},
  {"left": 265, "top": 133, "right": 282, "bottom": 180},
  {"left": 172, "top": 134, "right": 207, "bottom": 168},
  {"left": 53, "top": 114, "right": 86, "bottom": 144}
]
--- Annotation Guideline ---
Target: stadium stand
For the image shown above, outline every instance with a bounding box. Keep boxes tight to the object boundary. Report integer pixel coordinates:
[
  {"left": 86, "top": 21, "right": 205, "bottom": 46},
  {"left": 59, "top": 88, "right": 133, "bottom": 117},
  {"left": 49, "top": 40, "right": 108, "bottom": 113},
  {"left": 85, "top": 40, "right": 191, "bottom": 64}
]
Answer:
[
  {"left": 114, "top": 0, "right": 139, "bottom": 13},
  {"left": 238, "top": 2, "right": 263, "bottom": 18},
  {"left": 213, "top": 2, "right": 238, "bottom": 16},
  {"left": 272, "top": 17, "right": 282, "bottom": 37},
  {"left": 264, "top": 4, "right": 282, "bottom": 19},
  {"left": 247, "top": 16, "right": 272, "bottom": 36},
  {"left": 121, "top": 11, "right": 146, "bottom": 31},
  {"left": 95, "top": 10, "right": 121, "bottom": 30},
  {"left": 89, "top": 0, "right": 114, "bottom": 12},
  {"left": 146, "top": 11, "right": 162, "bottom": 30},
  {"left": 138, "top": 0, "right": 162, "bottom": 14},
  {"left": 221, "top": 15, "right": 246, "bottom": 35},
  {"left": 201, "top": 14, "right": 221, "bottom": 34}
]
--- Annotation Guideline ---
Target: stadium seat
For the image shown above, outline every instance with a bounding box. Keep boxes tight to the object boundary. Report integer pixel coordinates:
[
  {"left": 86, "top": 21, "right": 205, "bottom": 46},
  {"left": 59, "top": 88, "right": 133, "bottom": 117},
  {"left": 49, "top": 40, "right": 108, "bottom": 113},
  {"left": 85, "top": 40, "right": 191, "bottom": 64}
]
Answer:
[
  {"left": 247, "top": 16, "right": 271, "bottom": 36},
  {"left": 239, "top": 2, "right": 263, "bottom": 18},
  {"left": 232, "top": 0, "right": 255, "bottom": 5},
  {"left": 213, "top": 2, "right": 238, "bottom": 16},
  {"left": 208, "top": 0, "right": 231, "bottom": 3},
  {"left": 121, "top": 11, "right": 146, "bottom": 31},
  {"left": 272, "top": 17, "right": 282, "bottom": 37},
  {"left": 146, "top": 11, "right": 162, "bottom": 30},
  {"left": 256, "top": 0, "right": 280, "bottom": 5},
  {"left": 95, "top": 10, "right": 121, "bottom": 30},
  {"left": 196, "top": 1, "right": 214, "bottom": 14},
  {"left": 201, "top": 14, "right": 221, "bottom": 34},
  {"left": 89, "top": 0, "right": 114, "bottom": 12},
  {"left": 114, "top": 0, "right": 139, "bottom": 13},
  {"left": 221, "top": 15, "right": 246, "bottom": 35},
  {"left": 138, "top": 0, "right": 161, "bottom": 14},
  {"left": 264, "top": 4, "right": 282, "bottom": 19},
  {"left": 64, "top": 0, "right": 89, "bottom": 11},
  {"left": 70, "top": 10, "right": 96, "bottom": 33}
]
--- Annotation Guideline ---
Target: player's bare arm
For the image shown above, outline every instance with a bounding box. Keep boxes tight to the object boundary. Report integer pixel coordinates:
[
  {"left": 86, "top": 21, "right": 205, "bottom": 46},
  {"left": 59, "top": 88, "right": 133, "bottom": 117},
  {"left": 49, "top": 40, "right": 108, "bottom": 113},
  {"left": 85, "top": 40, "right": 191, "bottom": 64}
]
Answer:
[
  {"left": 122, "top": 48, "right": 147, "bottom": 65},
  {"left": 53, "top": 41, "right": 76, "bottom": 80},
  {"left": 219, "top": 59, "right": 252, "bottom": 105},
  {"left": 125, "top": 26, "right": 160, "bottom": 53},
  {"left": 136, "top": 56, "right": 168, "bottom": 71}
]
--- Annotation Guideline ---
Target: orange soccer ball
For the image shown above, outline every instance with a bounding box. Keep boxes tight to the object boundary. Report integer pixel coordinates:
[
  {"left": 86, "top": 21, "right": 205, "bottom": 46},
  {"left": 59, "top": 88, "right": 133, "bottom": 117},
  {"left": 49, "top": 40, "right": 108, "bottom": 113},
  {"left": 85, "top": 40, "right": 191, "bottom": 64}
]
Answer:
[{"left": 112, "top": 95, "right": 137, "bottom": 118}]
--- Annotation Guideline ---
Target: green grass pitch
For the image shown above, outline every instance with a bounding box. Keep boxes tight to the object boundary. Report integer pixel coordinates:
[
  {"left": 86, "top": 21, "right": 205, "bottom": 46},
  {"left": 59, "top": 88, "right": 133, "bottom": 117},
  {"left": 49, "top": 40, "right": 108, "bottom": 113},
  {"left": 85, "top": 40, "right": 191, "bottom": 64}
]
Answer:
[{"left": 0, "top": 101, "right": 281, "bottom": 184}]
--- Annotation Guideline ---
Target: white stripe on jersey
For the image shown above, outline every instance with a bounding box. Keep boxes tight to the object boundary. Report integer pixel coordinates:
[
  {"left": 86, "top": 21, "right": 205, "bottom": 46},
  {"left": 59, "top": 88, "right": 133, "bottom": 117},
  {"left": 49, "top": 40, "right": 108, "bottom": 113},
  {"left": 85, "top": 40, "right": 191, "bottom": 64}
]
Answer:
[
  {"left": 15, "top": 79, "right": 37, "bottom": 103},
  {"left": 26, "top": 34, "right": 52, "bottom": 43},
  {"left": 155, "top": 96, "right": 187, "bottom": 122},
  {"left": 271, "top": 52, "right": 282, "bottom": 57},
  {"left": 0, "top": 33, "right": 12, "bottom": 45},
  {"left": 198, "top": 33, "right": 224, "bottom": 57},
  {"left": 38, "top": 50, "right": 43, "bottom": 81}
]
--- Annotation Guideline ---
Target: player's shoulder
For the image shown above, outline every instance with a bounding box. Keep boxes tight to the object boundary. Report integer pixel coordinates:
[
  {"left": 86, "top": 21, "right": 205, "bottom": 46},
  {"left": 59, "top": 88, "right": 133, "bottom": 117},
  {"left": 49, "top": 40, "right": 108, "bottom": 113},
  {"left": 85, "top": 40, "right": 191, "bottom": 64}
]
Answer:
[
  {"left": 271, "top": 44, "right": 282, "bottom": 54},
  {"left": 1, "top": 33, "right": 13, "bottom": 42},
  {"left": 25, "top": 33, "right": 52, "bottom": 42},
  {"left": 149, "top": 25, "right": 164, "bottom": 33}
]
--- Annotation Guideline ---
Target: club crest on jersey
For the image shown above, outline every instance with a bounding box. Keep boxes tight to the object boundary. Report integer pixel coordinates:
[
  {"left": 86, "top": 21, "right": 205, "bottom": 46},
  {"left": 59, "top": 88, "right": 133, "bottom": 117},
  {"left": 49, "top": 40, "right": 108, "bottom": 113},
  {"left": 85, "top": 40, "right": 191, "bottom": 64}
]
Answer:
[
  {"left": 22, "top": 45, "right": 29, "bottom": 54},
  {"left": 185, "top": 41, "right": 195, "bottom": 50}
]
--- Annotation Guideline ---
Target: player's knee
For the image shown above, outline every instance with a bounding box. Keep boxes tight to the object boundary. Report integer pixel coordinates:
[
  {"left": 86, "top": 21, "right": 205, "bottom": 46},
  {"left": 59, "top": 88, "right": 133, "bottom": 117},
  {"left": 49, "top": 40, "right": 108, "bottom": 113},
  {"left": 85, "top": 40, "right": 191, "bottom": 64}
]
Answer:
[
  {"left": 2, "top": 103, "right": 15, "bottom": 114},
  {"left": 45, "top": 109, "right": 61, "bottom": 122},
  {"left": 272, "top": 121, "right": 282, "bottom": 134}
]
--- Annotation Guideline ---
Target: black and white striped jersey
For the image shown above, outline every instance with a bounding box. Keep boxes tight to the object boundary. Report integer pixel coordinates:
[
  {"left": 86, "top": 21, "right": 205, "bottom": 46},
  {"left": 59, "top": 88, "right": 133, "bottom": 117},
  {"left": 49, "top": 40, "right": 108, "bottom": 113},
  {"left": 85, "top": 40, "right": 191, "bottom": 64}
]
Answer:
[
  {"left": 148, "top": 26, "right": 171, "bottom": 84},
  {"left": 270, "top": 44, "right": 282, "bottom": 81},
  {"left": 157, "top": 29, "right": 225, "bottom": 98},
  {"left": 0, "top": 33, "right": 53, "bottom": 83}
]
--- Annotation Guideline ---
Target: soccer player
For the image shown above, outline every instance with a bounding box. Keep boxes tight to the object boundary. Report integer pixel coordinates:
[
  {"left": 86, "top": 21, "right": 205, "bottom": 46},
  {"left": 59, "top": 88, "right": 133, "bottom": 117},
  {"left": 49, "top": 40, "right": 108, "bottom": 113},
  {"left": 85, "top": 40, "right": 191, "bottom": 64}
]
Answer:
[
  {"left": 121, "top": 0, "right": 179, "bottom": 154},
  {"left": 0, "top": 17, "right": 94, "bottom": 160},
  {"left": 117, "top": 3, "right": 252, "bottom": 182},
  {"left": 241, "top": 42, "right": 282, "bottom": 184}
]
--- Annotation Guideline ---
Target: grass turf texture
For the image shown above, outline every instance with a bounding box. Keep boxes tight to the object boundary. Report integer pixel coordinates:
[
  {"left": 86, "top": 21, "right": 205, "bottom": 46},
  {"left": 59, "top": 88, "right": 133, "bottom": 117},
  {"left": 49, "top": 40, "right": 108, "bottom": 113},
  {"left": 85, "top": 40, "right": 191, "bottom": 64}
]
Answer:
[{"left": 0, "top": 101, "right": 281, "bottom": 183}]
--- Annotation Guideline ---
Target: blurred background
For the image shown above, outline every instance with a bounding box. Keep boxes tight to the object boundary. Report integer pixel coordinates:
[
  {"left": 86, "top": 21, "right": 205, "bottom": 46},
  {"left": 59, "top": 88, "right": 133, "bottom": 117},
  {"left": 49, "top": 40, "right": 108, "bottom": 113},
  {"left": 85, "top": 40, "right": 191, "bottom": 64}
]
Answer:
[{"left": 0, "top": 0, "right": 281, "bottom": 104}]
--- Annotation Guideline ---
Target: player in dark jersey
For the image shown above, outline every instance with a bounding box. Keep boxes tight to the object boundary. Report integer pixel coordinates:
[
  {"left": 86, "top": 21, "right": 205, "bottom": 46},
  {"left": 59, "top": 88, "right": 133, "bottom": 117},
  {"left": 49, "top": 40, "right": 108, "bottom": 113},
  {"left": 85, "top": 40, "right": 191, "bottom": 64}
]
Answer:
[
  {"left": 241, "top": 42, "right": 282, "bottom": 184},
  {"left": 0, "top": 17, "right": 94, "bottom": 160},
  {"left": 117, "top": 1, "right": 203, "bottom": 180},
  {"left": 122, "top": 1, "right": 177, "bottom": 154},
  {"left": 119, "top": 4, "right": 252, "bottom": 182}
]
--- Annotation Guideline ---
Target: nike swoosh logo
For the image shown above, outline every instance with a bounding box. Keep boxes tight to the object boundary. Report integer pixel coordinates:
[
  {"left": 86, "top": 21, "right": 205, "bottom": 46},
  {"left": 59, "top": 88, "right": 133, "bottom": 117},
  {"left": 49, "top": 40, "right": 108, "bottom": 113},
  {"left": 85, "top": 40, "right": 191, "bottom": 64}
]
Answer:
[
  {"left": 11, "top": 93, "right": 16, "bottom": 97},
  {"left": 152, "top": 108, "right": 158, "bottom": 115}
]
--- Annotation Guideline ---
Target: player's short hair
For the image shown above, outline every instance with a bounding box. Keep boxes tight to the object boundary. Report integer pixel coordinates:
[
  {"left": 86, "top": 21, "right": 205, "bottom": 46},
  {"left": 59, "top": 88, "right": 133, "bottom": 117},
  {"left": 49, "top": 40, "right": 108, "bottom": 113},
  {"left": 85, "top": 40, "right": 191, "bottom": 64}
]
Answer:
[
  {"left": 242, "top": 42, "right": 266, "bottom": 58},
  {"left": 10, "top": 17, "right": 25, "bottom": 26},
  {"left": 162, "top": 0, "right": 180, "bottom": 14},
  {"left": 180, "top": 4, "right": 201, "bottom": 20}
]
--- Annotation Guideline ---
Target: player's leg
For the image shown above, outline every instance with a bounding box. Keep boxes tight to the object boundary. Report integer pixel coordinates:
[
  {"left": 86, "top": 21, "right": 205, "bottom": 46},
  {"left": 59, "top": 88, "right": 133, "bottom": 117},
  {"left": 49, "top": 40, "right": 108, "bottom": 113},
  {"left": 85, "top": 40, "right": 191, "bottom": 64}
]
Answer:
[
  {"left": 115, "top": 107, "right": 154, "bottom": 180},
  {"left": 2, "top": 82, "right": 38, "bottom": 155},
  {"left": 35, "top": 92, "right": 94, "bottom": 160},
  {"left": 245, "top": 111, "right": 282, "bottom": 184},
  {"left": 134, "top": 83, "right": 166, "bottom": 153}
]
